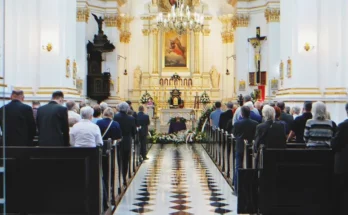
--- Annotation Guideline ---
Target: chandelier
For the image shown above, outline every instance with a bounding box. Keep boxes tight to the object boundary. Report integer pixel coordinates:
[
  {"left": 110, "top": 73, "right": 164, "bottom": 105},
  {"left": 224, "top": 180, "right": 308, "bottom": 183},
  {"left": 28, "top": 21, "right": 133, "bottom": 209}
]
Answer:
[{"left": 156, "top": 0, "right": 204, "bottom": 35}]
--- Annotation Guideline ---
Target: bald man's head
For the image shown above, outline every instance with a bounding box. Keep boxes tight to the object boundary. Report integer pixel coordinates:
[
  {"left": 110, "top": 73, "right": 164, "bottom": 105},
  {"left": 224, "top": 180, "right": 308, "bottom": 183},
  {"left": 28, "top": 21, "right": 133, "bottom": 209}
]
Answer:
[{"left": 11, "top": 90, "right": 24, "bottom": 102}]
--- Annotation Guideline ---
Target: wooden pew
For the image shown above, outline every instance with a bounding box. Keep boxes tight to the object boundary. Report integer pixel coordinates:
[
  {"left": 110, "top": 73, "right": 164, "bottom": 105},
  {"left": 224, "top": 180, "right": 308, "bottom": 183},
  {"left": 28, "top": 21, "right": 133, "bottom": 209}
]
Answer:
[
  {"left": 0, "top": 146, "right": 103, "bottom": 214},
  {"left": 238, "top": 148, "right": 334, "bottom": 215}
]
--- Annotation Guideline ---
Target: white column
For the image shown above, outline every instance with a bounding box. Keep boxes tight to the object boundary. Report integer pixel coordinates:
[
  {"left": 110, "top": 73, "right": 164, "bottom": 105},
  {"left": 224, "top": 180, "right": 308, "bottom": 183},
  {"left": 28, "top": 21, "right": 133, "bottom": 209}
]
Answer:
[
  {"left": 76, "top": 8, "right": 88, "bottom": 97},
  {"left": 38, "top": 0, "right": 77, "bottom": 97},
  {"left": 0, "top": 0, "right": 4, "bottom": 79},
  {"left": 235, "top": 26, "right": 249, "bottom": 96},
  {"left": 342, "top": 0, "right": 348, "bottom": 87},
  {"left": 266, "top": 21, "right": 280, "bottom": 97},
  {"left": 105, "top": 24, "right": 118, "bottom": 97}
]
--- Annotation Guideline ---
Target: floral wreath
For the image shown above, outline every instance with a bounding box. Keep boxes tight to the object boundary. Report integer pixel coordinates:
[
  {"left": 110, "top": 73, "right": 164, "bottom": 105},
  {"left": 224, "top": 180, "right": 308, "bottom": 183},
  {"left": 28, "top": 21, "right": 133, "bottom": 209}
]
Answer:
[{"left": 200, "top": 91, "right": 211, "bottom": 104}]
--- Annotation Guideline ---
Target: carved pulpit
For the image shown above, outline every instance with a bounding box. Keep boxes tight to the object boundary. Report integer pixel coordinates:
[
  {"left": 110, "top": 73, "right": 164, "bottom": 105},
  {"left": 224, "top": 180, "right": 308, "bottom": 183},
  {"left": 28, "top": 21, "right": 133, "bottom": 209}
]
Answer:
[{"left": 169, "top": 89, "right": 183, "bottom": 109}]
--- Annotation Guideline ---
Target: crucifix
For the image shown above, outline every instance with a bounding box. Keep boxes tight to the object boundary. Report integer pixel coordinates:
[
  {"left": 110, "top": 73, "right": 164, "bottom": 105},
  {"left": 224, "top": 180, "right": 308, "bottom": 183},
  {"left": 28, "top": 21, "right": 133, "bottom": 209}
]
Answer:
[{"left": 248, "top": 27, "right": 267, "bottom": 84}]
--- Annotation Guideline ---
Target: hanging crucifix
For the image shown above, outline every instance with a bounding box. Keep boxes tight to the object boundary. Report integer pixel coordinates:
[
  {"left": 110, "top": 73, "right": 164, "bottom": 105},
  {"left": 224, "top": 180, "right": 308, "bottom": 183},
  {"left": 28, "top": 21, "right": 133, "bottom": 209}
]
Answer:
[{"left": 248, "top": 27, "right": 267, "bottom": 84}]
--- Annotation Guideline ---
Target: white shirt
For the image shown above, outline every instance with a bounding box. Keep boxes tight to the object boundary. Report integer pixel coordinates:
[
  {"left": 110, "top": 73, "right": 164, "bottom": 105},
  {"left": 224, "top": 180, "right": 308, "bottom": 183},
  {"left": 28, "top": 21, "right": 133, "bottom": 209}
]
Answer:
[
  {"left": 70, "top": 119, "right": 103, "bottom": 147},
  {"left": 68, "top": 110, "right": 81, "bottom": 121}
]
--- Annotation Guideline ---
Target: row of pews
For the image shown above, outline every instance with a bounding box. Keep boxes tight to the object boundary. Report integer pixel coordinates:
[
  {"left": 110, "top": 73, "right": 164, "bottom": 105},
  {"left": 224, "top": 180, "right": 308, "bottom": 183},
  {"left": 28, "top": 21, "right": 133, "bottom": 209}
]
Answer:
[
  {"left": 0, "top": 134, "right": 152, "bottom": 215},
  {"left": 202, "top": 124, "right": 334, "bottom": 215}
]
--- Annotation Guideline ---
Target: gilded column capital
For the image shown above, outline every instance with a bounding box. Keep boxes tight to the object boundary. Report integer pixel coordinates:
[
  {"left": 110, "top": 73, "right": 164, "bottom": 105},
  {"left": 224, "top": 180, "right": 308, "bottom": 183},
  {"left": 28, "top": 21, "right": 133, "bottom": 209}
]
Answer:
[
  {"left": 265, "top": 8, "right": 280, "bottom": 23},
  {"left": 219, "top": 14, "right": 234, "bottom": 43},
  {"left": 104, "top": 14, "right": 118, "bottom": 27},
  {"left": 142, "top": 29, "right": 150, "bottom": 36},
  {"left": 233, "top": 13, "right": 250, "bottom": 28},
  {"left": 118, "top": 14, "right": 134, "bottom": 43},
  {"left": 203, "top": 28, "right": 211, "bottom": 36},
  {"left": 151, "top": 28, "right": 159, "bottom": 35},
  {"left": 76, "top": 7, "right": 90, "bottom": 23},
  {"left": 221, "top": 31, "right": 234, "bottom": 44}
]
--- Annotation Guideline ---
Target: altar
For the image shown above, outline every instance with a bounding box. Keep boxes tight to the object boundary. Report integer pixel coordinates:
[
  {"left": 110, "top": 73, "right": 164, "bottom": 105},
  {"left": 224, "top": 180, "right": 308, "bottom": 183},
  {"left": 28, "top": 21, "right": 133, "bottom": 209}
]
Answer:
[{"left": 158, "top": 108, "right": 194, "bottom": 132}]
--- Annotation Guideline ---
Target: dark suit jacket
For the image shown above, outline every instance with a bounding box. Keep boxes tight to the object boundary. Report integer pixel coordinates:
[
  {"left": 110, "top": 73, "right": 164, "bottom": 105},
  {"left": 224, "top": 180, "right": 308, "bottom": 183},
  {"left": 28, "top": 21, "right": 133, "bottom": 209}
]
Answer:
[
  {"left": 113, "top": 112, "right": 136, "bottom": 151},
  {"left": 232, "top": 118, "right": 258, "bottom": 154},
  {"left": 137, "top": 112, "right": 150, "bottom": 136},
  {"left": 96, "top": 118, "right": 122, "bottom": 141},
  {"left": 331, "top": 119, "right": 348, "bottom": 174},
  {"left": 279, "top": 112, "right": 294, "bottom": 134},
  {"left": 0, "top": 100, "right": 36, "bottom": 146},
  {"left": 219, "top": 109, "right": 233, "bottom": 131},
  {"left": 254, "top": 120, "right": 286, "bottom": 153},
  {"left": 37, "top": 101, "right": 69, "bottom": 146}
]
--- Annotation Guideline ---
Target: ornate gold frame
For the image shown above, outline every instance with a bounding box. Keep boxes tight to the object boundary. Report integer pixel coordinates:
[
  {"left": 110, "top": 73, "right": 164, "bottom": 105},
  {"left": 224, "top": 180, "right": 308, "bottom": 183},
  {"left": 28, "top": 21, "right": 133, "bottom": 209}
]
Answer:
[
  {"left": 162, "top": 31, "right": 190, "bottom": 72},
  {"left": 287, "top": 57, "right": 292, "bottom": 78}
]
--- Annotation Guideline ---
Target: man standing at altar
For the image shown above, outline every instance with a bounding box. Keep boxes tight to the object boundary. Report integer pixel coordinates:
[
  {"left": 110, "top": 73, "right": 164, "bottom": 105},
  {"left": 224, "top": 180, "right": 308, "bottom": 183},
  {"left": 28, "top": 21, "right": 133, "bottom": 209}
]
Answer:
[
  {"left": 210, "top": 101, "right": 223, "bottom": 130},
  {"left": 137, "top": 106, "right": 150, "bottom": 160}
]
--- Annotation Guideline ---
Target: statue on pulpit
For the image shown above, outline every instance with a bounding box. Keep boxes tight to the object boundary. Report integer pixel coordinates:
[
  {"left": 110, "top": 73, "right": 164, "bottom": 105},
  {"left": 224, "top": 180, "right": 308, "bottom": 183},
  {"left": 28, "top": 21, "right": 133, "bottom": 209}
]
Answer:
[{"left": 92, "top": 14, "right": 104, "bottom": 34}]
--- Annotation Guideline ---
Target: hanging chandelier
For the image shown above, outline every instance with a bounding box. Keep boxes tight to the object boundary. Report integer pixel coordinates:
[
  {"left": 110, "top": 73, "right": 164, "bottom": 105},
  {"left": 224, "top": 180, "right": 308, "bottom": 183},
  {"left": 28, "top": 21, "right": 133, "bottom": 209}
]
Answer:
[{"left": 156, "top": 0, "right": 204, "bottom": 35}]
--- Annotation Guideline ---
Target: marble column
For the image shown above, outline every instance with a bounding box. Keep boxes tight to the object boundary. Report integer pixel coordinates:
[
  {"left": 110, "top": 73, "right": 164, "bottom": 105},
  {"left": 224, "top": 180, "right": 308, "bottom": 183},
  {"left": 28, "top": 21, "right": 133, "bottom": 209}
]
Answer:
[
  {"left": 234, "top": 13, "right": 250, "bottom": 96},
  {"left": 36, "top": 0, "right": 78, "bottom": 99},
  {"left": 152, "top": 28, "right": 159, "bottom": 74},
  {"left": 76, "top": 5, "right": 89, "bottom": 97},
  {"left": 265, "top": 8, "right": 280, "bottom": 98}
]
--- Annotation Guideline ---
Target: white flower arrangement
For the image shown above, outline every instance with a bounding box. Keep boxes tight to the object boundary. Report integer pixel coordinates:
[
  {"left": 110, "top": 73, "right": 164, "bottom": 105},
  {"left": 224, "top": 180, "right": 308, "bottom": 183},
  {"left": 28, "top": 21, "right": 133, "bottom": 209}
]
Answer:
[{"left": 200, "top": 91, "right": 211, "bottom": 104}]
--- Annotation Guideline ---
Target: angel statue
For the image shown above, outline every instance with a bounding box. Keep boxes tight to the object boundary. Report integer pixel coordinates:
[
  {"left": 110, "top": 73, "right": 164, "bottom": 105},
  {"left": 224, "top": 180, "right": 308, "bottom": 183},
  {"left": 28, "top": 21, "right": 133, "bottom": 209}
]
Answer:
[{"left": 92, "top": 13, "right": 104, "bottom": 34}]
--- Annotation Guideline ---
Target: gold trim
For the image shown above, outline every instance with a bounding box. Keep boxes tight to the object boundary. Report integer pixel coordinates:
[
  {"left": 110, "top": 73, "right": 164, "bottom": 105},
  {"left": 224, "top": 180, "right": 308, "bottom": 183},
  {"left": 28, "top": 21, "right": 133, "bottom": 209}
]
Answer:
[
  {"left": 323, "top": 92, "right": 348, "bottom": 96},
  {"left": 116, "top": 0, "right": 127, "bottom": 7},
  {"left": 104, "top": 14, "right": 118, "bottom": 27},
  {"left": 0, "top": 84, "right": 8, "bottom": 87},
  {"left": 278, "top": 88, "right": 320, "bottom": 91},
  {"left": 233, "top": 13, "right": 250, "bottom": 28},
  {"left": 325, "top": 87, "right": 347, "bottom": 90},
  {"left": 265, "top": 7, "right": 280, "bottom": 23},
  {"left": 203, "top": 28, "right": 211, "bottom": 36},
  {"left": 36, "top": 91, "right": 81, "bottom": 96},
  {"left": 76, "top": 6, "right": 90, "bottom": 23}
]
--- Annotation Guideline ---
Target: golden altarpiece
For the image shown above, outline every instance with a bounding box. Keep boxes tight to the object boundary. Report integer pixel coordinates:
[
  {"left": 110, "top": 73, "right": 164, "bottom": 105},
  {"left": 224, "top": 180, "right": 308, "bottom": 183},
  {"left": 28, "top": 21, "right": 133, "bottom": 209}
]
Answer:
[{"left": 127, "top": 0, "right": 221, "bottom": 130}]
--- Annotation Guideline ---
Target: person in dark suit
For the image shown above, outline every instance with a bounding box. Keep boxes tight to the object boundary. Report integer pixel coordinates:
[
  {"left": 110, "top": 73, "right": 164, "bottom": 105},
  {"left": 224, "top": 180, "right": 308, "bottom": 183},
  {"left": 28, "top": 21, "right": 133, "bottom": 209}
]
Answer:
[
  {"left": 126, "top": 100, "right": 138, "bottom": 126},
  {"left": 254, "top": 105, "right": 286, "bottom": 166},
  {"left": 219, "top": 102, "right": 234, "bottom": 131},
  {"left": 137, "top": 105, "right": 150, "bottom": 160},
  {"left": 331, "top": 103, "right": 348, "bottom": 215},
  {"left": 37, "top": 91, "right": 69, "bottom": 146},
  {"left": 113, "top": 102, "right": 136, "bottom": 186},
  {"left": 232, "top": 106, "right": 258, "bottom": 194},
  {"left": 277, "top": 101, "right": 294, "bottom": 135},
  {"left": 0, "top": 90, "right": 36, "bottom": 146}
]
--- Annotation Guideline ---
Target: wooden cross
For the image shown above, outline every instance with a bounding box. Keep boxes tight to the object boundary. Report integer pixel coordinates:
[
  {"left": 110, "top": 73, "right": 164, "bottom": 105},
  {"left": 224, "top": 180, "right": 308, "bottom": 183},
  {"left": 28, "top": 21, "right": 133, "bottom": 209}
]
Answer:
[{"left": 248, "top": 27, "right": 267, "bottom": 85}]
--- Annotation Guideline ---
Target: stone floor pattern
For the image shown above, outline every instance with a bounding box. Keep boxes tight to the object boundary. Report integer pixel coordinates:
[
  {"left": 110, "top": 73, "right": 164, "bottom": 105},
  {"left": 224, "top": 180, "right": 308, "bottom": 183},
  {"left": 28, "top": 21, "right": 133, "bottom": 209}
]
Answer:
[{"left": 114, "top": 144, "right": 237, "bottom": 215}]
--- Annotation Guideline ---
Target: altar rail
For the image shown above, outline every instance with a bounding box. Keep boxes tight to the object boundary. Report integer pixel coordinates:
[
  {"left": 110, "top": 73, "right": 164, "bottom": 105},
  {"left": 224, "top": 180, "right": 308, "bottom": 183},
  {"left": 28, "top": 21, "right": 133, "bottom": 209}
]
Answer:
[
  {"left": 0, "top": 132, "right": 152, "bottom": 214},
  {"left": 202, "top": 124, "right": 335, "bottom": 214}
]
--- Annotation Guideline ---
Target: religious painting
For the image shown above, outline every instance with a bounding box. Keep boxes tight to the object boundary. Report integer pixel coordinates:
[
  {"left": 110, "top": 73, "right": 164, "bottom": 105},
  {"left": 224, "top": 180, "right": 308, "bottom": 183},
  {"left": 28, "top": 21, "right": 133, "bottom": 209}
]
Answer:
[
  {"left": 260, "top": 72, "right": 267, "bottom": 85},
  {"left": 279, "top": 60, "right": 284, "bottom": 80},
  {"left": 73, "top": 60, "right": 77, "bottom": 79},
  {"left": 239, "top": 80, "right": 246, "bottom": 91},
  {"left": 188, "top": 78, "right": 192, "bottom": 87},
  {"left": 76, "top": 78, "right": 83, "bottom": 95},
  {"left": 249, "top": 72, "right": 255, "bottom": 86},
  {"left": 163, "top": 31, "right": 189, "bottom": 70},
  {"left": 270, "top": 79, "right": 279, "bottom": 91},
  {"left": 66, "top": 58, "right": 71, "bottom": 78},
  {"left": 164, "top": 78, "right": 168, "bottom": 86},
  {"left": 169, "top": 0, "right": 177, "bottom": 5},
  {"left": 287, "top": 57, "right": 292, "bottom": 78}
]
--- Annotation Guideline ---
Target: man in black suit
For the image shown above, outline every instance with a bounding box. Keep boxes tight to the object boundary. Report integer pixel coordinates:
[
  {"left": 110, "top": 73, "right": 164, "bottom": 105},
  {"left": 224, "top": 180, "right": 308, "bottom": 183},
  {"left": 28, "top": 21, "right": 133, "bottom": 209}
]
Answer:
[
  {"left": 277, "top": 101, "right": 294, "bottom": 135},
  {"left": 137, "top": 105, "right": 150, "bottom": 160},
  {"left": 114, "top": 102, "right": 136, "bottom": 186},
  {"left": 0, "top": 90, "right": 36, "bottom": 146},
  {"left": 219, "top": 102, "right": 233, "bottom": 131},
  {"left": 232, "top": 106, "right": 258, "bottom": 194},
  {"left": 332, "top": 103, "right": 348, "bottom": 215},
  {"left": 37, "top": 91, "right": 69, "bottom": 146},
  {"left": 126, "top": 100, "right": 138, "bottom": 126}
]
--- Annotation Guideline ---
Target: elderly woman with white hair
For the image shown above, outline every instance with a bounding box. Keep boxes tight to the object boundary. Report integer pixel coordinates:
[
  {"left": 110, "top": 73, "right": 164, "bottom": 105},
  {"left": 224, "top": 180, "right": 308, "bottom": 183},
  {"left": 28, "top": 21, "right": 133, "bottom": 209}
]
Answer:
[
  {"left": 254, "top": 105, "right": 286, "bottom": 155},
  {"left": 304, "top": 101, "right": 336, "bottom": 147},
  {"left": 97, "top": 107, "right": 122, "bottom": 141},
  {"left": 70, "top": 106, "right": 103, "bottom": 147},
  {"left": 113, "top": 102, "right": 136, "bottom": 186}
]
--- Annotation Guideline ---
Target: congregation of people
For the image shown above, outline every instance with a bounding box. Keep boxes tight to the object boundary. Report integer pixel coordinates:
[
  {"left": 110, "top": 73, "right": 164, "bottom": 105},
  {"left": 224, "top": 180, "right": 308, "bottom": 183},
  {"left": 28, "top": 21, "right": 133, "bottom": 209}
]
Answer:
[
  {"left": 210, "top": 95, "right": 348, "bottom": 214},
  {"left": 0, "top": 90, "right": 151, "bottom": 190}
]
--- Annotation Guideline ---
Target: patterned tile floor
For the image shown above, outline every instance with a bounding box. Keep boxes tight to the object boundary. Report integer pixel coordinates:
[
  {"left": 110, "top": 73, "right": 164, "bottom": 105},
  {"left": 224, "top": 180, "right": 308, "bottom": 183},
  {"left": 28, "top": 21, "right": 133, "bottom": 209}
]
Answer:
[{"left": 114, "top": 144, "right": 237, "bottom": 215}]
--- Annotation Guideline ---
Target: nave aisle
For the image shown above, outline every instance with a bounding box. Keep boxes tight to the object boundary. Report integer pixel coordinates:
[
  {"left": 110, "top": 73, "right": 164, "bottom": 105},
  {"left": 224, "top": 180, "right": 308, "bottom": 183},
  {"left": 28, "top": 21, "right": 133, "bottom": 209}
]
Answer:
[{"left": 114, "top": 144, "right": 237, "bottom": 215}]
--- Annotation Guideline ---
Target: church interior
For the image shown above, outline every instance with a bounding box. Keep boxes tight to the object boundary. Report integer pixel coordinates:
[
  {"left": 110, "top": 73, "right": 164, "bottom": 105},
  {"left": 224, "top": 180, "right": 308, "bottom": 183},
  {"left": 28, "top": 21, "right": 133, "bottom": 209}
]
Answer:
[{"left": 1, "top": 0, "right": 348, "bottom": 214}]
